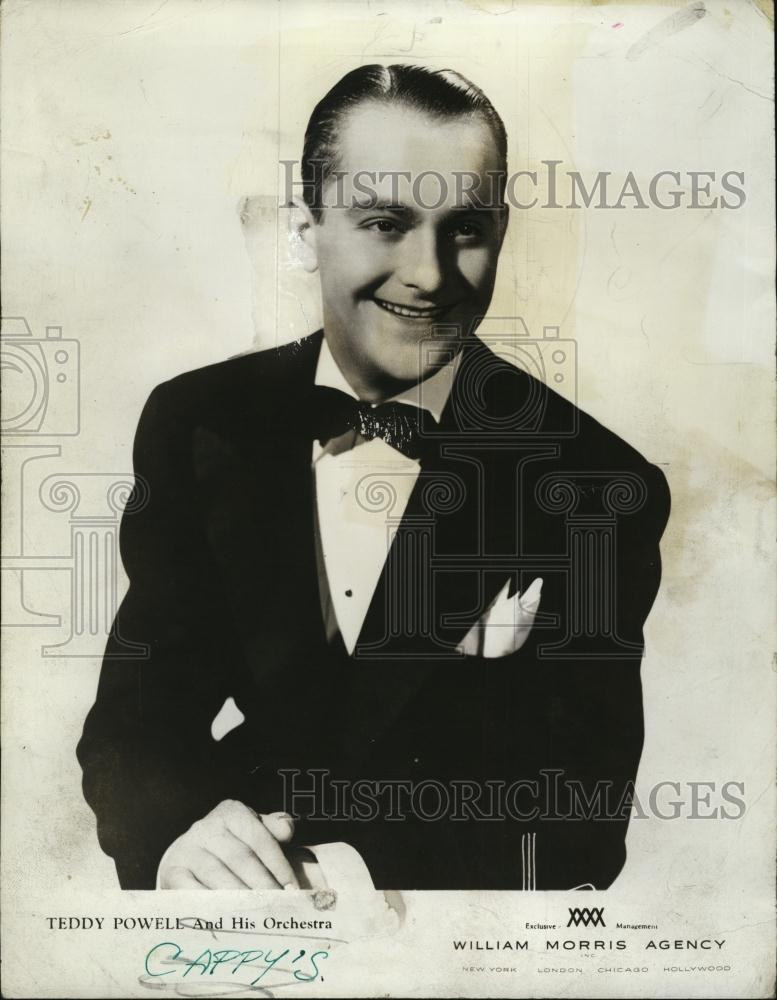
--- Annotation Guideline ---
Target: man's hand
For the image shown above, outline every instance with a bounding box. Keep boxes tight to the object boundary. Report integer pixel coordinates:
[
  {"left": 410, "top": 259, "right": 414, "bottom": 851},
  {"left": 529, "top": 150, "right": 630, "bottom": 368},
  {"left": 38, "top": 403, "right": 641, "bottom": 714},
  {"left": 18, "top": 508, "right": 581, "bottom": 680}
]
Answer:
[{"left": 158, "top": 800, "right": 299, "bottom": 889}]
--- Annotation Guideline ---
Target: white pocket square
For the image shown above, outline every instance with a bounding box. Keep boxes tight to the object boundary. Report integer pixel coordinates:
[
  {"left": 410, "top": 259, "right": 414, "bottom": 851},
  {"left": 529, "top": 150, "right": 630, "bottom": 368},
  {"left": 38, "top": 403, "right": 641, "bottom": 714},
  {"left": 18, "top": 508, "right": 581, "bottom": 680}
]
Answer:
[{"left": 457, "top": 577, "right": 543, "bottom": 658}]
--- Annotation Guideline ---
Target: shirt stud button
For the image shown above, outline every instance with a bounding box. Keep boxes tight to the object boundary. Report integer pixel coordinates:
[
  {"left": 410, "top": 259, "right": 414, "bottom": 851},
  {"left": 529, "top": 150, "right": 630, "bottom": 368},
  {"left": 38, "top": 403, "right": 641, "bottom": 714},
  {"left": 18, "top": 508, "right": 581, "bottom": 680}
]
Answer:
[{"left": 345, "top": 589, "right": 353, "bottom": 597}]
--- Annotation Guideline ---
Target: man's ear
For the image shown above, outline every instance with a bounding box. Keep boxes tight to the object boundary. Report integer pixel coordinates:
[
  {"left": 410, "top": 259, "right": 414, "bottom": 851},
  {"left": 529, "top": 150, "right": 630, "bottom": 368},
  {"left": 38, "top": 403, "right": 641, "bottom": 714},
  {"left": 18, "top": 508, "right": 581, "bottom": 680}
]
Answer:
[{"left": 289, "top": 196, "right": 319, "bottom": 273}]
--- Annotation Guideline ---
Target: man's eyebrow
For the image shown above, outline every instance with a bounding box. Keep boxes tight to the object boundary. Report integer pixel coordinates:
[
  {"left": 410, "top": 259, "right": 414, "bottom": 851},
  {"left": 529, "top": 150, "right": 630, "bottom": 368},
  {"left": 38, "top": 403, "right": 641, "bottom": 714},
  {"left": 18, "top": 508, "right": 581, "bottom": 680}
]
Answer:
[
  {"left": 347, "top": 199, "right": 415, "bottom": 215},
  {"left": 345, "top": 198, "right": 502, "bottom": 218}
]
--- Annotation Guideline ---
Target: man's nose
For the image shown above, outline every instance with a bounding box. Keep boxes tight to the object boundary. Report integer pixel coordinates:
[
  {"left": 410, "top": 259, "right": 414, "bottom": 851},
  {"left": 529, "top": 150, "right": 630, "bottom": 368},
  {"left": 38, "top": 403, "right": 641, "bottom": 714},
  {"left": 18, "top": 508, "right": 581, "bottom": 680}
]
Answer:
[{"left": 395, "top": 228, "right": 445, "bottom": 297}]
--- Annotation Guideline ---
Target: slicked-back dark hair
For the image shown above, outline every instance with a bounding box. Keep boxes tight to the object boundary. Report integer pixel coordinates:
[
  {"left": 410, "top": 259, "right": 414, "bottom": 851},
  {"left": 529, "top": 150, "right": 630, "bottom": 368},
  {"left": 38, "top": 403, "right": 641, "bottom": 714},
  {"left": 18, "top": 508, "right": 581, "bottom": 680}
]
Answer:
[{"left": 301, "top": 63, "right": 508, "bottom": 220}]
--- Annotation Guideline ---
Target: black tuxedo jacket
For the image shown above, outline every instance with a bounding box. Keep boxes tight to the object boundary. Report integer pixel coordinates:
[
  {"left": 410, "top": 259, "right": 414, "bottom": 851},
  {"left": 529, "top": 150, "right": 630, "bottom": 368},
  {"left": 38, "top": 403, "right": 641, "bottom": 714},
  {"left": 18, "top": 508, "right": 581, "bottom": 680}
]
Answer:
[{"left": 77, "top": 330, "right": 670, "bottom": 890}]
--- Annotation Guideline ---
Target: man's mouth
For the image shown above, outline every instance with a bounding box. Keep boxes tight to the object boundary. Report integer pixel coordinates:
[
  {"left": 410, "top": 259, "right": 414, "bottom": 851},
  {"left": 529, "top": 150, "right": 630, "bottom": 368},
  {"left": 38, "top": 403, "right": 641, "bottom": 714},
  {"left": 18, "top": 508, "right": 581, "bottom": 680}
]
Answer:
[{"left": 373, "top": 297, "right": 449, "bottom": 319}]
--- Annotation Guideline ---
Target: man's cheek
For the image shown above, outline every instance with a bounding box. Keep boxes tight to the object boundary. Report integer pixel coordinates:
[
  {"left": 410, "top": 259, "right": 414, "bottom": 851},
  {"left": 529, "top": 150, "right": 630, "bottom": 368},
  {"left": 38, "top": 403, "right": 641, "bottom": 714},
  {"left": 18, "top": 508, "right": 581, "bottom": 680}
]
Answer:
[{"left": 457, "top": 247, "right": 499, "bottom": 292}]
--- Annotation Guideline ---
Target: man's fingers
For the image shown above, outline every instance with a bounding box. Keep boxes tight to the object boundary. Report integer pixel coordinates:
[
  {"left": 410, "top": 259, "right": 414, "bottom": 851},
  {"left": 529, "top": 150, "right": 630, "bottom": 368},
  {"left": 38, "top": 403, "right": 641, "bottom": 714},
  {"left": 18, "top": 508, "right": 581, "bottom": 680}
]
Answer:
[
  {"left": 191, "top": 849, "right": 251, "bottom": 890},
  {"left": 226, "top": 809, "right": 299, "bottom": 889},
  {"left": 161, "top": 866, "right": 207, "bottom": 890},
  {"left": 260, "top": 811, "right": 295, "bottom": 844},
  {"left": 164, "top": 801, "right": 300, "bottom": 890},
  {"left": 212, "top": 829, "right": 282, "bottom": 889}
]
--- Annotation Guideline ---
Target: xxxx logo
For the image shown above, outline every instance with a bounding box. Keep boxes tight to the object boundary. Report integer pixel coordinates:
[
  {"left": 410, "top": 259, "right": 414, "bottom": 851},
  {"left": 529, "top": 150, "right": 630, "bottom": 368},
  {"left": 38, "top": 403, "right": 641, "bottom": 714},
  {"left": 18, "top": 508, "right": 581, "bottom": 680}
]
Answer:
[{"left": 567, "top": 907, "right": 605, "bottom": 928}]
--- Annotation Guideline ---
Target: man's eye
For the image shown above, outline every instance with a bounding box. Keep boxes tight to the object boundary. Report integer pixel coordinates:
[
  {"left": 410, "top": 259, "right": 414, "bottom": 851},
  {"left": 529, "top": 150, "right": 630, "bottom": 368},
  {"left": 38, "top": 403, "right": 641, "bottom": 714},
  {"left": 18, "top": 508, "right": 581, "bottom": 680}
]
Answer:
[
  {"left": 451, "top": 221, "right": 483, "bottom": 240},
  {"left": 364, "top": 219, "right": 403, "bottom": 234}
]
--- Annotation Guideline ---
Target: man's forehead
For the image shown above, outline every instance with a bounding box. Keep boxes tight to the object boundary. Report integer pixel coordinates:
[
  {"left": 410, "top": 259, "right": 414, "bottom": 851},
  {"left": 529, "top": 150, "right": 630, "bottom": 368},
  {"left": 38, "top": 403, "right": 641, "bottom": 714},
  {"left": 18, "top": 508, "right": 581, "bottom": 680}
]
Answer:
[{"left": 334, "top": 101, "right": 501, "bottom": 185}]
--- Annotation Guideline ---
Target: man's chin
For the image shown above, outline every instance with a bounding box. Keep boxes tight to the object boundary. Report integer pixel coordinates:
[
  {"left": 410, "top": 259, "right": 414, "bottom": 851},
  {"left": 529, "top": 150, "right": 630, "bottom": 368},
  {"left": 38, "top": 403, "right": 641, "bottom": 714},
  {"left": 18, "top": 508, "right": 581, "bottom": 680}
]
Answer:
[
  {"left": 362, "top": 341, "right": 431, "bottom": 377},
  {"left": 369, "top": 360, "right": 451, "bottom": 394}
]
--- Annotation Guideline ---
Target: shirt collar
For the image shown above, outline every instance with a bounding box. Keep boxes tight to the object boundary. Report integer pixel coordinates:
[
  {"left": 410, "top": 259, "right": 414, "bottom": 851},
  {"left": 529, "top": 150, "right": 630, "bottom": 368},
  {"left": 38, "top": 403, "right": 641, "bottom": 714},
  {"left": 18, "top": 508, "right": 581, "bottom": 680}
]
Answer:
[{"left": 314, "top": 335, "right": 459, "bottom": 423}]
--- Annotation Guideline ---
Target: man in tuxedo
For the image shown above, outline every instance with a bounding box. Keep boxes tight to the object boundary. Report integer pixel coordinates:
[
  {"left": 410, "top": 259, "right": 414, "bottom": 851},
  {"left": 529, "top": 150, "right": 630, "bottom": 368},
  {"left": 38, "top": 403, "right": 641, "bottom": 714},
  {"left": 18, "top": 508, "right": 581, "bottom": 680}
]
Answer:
[{"left": 77, "top": 64, "right": 670, "bottom": 891}]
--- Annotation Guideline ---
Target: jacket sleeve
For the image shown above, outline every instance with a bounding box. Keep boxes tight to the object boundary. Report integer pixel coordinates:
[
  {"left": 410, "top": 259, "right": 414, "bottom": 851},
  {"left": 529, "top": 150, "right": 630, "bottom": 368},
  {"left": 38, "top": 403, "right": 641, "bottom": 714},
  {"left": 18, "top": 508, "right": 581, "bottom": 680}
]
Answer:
[{"left": 76, "top": 383, "right": 242, "bottom": 888}]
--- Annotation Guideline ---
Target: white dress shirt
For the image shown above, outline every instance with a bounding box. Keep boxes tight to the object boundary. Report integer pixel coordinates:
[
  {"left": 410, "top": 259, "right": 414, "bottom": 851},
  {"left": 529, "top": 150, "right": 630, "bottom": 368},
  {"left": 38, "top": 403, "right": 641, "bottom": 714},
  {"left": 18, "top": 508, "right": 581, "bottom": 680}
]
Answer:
[{"left": 312, "top": 338, "right": 459, "bottom": 655}]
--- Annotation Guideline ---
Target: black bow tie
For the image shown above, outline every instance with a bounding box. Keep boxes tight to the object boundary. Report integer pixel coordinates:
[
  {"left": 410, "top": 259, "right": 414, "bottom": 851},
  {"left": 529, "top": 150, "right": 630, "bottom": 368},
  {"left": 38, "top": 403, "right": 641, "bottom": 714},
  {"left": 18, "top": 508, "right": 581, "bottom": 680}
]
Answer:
[{"left": 311, "top": 385, "right": 436, "bottom": 460}]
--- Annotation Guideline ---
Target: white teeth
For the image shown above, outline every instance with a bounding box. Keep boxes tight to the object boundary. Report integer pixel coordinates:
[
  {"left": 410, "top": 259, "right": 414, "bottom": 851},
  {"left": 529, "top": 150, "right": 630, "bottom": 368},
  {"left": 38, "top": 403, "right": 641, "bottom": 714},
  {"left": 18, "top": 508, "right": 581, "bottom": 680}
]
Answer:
[{"left": 375, "top": 298, "right": 441, "bottom": 319}]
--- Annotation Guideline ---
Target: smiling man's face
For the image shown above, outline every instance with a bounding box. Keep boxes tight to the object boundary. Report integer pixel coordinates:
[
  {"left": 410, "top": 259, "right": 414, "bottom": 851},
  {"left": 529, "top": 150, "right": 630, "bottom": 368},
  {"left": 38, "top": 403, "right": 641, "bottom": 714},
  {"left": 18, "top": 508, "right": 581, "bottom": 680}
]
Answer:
[{"left": 301, "top": 101, "right": 508, "bottom": 401}]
